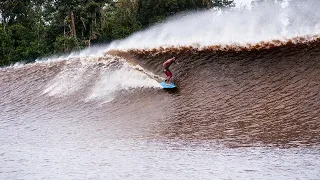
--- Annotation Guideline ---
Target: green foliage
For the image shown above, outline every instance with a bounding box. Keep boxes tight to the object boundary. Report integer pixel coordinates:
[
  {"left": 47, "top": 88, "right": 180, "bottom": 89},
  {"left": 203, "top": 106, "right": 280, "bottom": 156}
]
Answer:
[
  {"left": 212, "top": 0, "right": 235, "bottom": 8},
  {"left": 137, "top": 0, "right": 214, "bottom": 27},
  {"left": 101, "top": 0, "right": 141, "bottom": 40},
  {"left": 54, "top": 36, "right": 79, "bottom": 53},
  {"left": 0, "top": 26, "right": 13, "bottom": 66},
  {"left": 0, "top": 0, "right": 236, "bottom": 66}
]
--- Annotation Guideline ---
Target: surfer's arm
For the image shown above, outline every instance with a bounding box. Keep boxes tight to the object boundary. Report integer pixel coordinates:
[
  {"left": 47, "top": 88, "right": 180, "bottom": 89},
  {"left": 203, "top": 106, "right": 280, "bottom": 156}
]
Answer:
[
  {"left": 173, "top": 57, "right": 178, "bottom": 64},
  {"left": 168, "top": 57, "right": 176, "bottom": 64}
]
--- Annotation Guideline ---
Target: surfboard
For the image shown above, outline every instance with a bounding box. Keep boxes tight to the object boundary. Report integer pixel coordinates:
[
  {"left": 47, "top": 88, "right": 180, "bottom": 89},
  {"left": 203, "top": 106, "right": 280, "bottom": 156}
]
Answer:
[{"left": 160, "top": 82, "right": 176, "bottom": 89}]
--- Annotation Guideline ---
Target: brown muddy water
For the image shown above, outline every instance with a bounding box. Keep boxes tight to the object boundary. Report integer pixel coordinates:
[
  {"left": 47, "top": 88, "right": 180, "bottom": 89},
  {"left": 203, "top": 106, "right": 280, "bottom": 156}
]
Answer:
[{"left": 0, "top": 40, "right": 320, "bottom": 179}]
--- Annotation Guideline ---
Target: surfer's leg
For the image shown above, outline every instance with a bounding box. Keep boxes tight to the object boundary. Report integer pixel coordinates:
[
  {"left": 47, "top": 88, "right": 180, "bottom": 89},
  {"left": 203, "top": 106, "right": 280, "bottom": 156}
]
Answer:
[
  {"left": 163, "top": 69, "right": 168, "bottom": 82},
  {"left": 164, "top": 70, "right": 172, "bottom": 83}
]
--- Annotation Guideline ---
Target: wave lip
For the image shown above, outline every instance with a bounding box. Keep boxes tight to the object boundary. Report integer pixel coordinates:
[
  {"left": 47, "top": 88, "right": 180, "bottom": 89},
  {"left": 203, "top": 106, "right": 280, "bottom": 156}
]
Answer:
[{"left": 108, "top": 1, "right": 320, "bottom": 50}]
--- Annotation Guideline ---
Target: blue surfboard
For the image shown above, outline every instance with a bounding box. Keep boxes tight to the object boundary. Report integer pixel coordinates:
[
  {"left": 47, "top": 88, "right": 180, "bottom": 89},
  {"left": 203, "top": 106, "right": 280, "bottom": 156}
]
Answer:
[{"left": 160, "top": 82, "right": 176, "bottom": 89}]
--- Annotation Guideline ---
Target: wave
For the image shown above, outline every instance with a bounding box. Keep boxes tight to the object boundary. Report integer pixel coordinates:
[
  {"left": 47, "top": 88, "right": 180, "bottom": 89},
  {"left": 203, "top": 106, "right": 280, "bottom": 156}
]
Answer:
[
  {"left": 107, "top": 1, "right": 320, "bottom": 50},
  {"left": 1, "top": 1, "right": 320, "bottom": 147},
  {"left": 105, "top": 38, "right": 320, "bottom": 146}
]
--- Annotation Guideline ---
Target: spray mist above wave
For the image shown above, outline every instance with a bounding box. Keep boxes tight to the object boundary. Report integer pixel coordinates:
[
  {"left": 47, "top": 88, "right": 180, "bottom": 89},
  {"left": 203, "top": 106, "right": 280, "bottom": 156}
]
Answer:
[{"left": 108, "top": 1, "right": 320, "bottom": 50}]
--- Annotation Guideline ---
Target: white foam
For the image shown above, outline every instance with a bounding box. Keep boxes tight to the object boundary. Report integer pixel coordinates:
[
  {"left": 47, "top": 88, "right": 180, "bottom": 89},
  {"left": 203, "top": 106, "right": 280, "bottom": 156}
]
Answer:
[
  {"left": 43, "top": 63, "right": 89, "bottom": 96},
  {"left": 86, "top": 62, "right": 161, "bottom": 102},
  {"left": 108, "top": 1, "right": 320, "bottom": 50},
  {"left": 42, "top": 56, "right": 161, "bottom": 102}
]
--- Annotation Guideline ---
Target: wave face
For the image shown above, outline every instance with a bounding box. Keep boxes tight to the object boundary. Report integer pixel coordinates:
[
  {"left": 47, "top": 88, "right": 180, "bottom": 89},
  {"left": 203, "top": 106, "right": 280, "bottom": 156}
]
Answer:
[
  {"left": 113, "top": 39, "right": 320, "bottom": 147},
  {"left": 1, "top": 39, "right": 319, "bottom": 147}
]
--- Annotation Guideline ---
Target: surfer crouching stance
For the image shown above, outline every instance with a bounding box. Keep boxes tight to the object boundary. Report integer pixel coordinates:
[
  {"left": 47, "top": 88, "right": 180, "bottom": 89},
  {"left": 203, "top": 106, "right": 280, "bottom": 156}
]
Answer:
[{"left": 163, "top": 57, "right": 177, "bottom": 83}]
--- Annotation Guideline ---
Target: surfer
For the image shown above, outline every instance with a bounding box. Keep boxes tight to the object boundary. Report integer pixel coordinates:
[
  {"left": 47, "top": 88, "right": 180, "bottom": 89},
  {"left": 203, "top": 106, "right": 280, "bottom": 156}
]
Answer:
[{"left": 163, "top": 57, "right": 177, "bottom": 83}]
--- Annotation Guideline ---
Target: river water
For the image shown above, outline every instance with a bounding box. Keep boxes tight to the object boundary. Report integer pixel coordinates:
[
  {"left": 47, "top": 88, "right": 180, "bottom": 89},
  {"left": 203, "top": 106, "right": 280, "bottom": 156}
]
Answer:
[{"left": 1, "top": 38, "right": 320, "bottom": 179}]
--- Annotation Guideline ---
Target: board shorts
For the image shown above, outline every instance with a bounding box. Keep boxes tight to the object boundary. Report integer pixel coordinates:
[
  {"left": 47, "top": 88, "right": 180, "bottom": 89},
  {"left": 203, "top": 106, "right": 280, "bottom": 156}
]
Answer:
[{"left": 164, "top": 69, "right": 172, "bottom": 77}]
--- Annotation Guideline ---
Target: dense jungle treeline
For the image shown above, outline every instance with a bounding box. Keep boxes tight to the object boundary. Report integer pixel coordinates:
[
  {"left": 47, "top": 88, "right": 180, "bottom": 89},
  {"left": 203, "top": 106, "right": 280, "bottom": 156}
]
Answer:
[
  {"left": 0, "top": 0, "right": 315, "bottom": 66},
  {"left": 0, "top": 0, "right": 236, "bottom": 66}
]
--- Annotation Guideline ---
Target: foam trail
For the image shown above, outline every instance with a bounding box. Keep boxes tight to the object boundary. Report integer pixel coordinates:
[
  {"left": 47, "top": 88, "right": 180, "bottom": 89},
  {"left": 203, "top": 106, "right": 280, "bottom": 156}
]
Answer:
[
  {"left": 108, "top": 1, "right": 320, "bottom": 50},
  {"left": 43, "top": 62, "right": 90, "bottom": 97},
  {"left": 42, "top": 55, "right": 160, "bottom": 102},
  {"left": 87, "top": 62, "right": 161, "bottom": 102}
]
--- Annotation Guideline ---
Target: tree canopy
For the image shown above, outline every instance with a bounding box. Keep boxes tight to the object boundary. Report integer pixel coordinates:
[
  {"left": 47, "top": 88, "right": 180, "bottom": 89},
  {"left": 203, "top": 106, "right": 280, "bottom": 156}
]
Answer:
[{"left": 0, "top": 0, "right": 237, "bottom": 66}]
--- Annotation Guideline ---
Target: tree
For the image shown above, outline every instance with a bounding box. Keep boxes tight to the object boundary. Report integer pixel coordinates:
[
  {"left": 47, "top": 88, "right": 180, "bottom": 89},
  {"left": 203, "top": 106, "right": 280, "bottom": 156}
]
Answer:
[
  {"left": 0, "top": 0, "right": 32, "bottom": 26},
  {"left": 136, "top": 0, "right": 214, "bottom": 28},
  {"left": 0, "top": 0, "right": 238, "bottom": 66},
  {"left": 0, "top": 25, "right": 13, "bottom": 66},
  {"left": 211, "top": 0, "right": 235, "bottom": 8},
  {"left": 0, "top": 0, "right": 46, "bottom": 65},
  {"left": 101, "top": 0, "right": 141, "bottom": 40}
]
